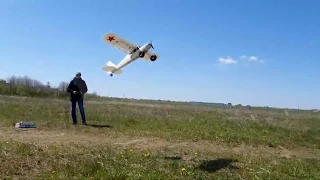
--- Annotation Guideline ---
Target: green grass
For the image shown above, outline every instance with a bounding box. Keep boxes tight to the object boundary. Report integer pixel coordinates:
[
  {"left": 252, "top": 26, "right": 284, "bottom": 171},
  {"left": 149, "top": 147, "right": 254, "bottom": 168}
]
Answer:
[{"left": 0, "top": 95, "right": 320, "bottom": 179}]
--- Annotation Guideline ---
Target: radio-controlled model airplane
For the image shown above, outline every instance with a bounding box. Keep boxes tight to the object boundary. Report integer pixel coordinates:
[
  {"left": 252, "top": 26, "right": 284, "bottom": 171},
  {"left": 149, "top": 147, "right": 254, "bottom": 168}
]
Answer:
[{"left": 102, "top": 32, "right": 160, "bottom": 77}]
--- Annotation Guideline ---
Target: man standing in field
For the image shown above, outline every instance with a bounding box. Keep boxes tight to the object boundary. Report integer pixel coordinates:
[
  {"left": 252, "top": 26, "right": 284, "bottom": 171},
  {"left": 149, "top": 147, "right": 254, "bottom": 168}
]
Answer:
[{"left": 67, "top": 72, "right": 88, "bottom": 125}]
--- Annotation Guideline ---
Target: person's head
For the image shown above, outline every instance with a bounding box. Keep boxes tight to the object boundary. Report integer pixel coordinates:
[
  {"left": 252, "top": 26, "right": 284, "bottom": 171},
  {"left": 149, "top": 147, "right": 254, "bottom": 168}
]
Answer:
[{"left": 75, "top": 72, "right": 81, "bottom": 79}]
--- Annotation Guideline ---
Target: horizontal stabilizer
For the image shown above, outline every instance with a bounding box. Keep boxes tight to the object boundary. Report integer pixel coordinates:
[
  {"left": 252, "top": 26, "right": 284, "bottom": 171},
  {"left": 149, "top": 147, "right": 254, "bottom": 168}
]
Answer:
[{"left": 102, "top": 61, "right": 122, "bottom": 75}]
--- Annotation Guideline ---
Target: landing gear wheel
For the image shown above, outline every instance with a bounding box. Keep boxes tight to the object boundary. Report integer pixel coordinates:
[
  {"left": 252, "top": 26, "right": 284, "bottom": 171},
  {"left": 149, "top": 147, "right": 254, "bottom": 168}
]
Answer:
[
  {"left": 110, "top": 74, "right": 113, "bottom": 77},
  {"left": 150, "top": 55, "right": 157, "bottom": 61},
  {"left": 139, "top": 51, "right": 145, "bottom": 58}
]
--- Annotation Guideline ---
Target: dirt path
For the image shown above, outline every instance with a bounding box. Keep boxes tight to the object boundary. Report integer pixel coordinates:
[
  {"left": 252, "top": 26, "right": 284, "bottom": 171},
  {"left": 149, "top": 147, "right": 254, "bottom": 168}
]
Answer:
[{"left": 0, "top": 127, "right": 319, "bottom": 160}]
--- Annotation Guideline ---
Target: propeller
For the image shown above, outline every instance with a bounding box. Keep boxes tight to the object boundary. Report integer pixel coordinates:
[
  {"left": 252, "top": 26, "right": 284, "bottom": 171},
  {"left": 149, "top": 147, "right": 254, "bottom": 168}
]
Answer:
[{"left": 149, "top": 41, "right": 154, "bottom": 49}]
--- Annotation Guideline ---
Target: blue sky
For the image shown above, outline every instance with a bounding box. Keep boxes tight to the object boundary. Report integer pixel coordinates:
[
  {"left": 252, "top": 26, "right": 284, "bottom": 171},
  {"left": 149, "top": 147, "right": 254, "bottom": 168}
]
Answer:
[{"left": 0, "top": 0, "right": 319, "bottom": 109}]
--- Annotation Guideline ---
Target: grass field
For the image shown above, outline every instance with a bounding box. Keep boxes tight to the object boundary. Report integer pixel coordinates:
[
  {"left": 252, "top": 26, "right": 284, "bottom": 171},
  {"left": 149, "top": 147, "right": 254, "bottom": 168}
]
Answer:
[{"left": 0, "top": 95, "right": 319, "bottom": 179}]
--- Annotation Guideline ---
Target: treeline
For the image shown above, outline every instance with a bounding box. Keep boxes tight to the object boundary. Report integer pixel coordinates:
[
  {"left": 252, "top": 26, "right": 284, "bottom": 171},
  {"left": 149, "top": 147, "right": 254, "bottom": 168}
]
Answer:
[{"left": 0, "top": 75, "right": 98, "bottom": 99}]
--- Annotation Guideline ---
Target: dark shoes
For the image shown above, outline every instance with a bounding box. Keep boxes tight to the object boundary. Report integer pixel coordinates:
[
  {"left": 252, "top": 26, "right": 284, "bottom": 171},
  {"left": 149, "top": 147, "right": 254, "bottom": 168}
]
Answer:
[{"left": 73, "top": 122, "right": 87, "bottom": 126}]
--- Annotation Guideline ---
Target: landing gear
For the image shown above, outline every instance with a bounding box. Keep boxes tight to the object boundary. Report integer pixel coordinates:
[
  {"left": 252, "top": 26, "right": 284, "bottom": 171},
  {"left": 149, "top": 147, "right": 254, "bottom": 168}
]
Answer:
[
  {"left": 139, "top": 51, "right": 145, "bottom": 58},
  {"left": 110, "top": 73, "right": 113, "bottom": 77},
  {"left": 150, "top": 55, "right": 157, "bottom": 61}
]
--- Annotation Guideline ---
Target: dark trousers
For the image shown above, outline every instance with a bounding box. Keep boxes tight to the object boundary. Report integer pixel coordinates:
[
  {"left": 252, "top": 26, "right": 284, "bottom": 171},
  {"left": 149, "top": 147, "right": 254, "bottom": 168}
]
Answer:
[{"left": 70, "top": 98, "right": 86, "bottom": 124}]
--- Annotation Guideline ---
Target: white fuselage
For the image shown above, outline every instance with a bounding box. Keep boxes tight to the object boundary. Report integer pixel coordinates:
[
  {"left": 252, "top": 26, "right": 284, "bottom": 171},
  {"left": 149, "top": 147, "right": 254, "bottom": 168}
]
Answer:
[{"left": 113, "top": 43, "right": 152, "bottom": 72}]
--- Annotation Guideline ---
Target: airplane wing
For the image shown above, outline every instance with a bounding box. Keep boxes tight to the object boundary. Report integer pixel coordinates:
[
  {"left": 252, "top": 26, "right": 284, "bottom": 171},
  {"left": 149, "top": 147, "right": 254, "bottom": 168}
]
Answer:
[
  {"left": 143, "top": 50, "right": 160, "bottom": 61},
  {"left": 103, "top": 32, "right": 138, "bottom": 54}
]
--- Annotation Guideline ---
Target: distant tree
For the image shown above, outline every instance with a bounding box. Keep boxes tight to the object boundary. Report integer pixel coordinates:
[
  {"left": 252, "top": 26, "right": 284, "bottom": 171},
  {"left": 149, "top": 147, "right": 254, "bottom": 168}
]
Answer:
[
  {"left": 33, "top": 79, "right": 43, "bottom": 88},
  {"left": 92, "top": 91, "right": 98, "bottom": 96},
  {"left": 6, "top": 75, "right": 40, "bottom": 87},
  {"left": 7, "top": 76, "right": 17, "bottom": 85},
  {"left": 22, "top": 76, "right": 33, "bottom": 87},
  {"left": 0, "top": 75, "right": 97, "bottom": 99},
  {"left": 58, "top": 81, "right": 69, "bottom": 91}
]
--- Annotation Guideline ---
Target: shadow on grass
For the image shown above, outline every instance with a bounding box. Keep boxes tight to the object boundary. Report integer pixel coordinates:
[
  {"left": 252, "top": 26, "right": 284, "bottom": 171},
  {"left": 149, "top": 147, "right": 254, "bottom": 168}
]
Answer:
[
  {"left": 164, "top": 156, "right": 238, "bottom": 173},
  {"left": 197, "top": 158, "right": 239, "bottom": 173},
  {"left": 164, "top": 156, "right": 182, "bottom": 160},
  {"left": 87, "top": 124, "right": 113, "bottom": 128}
]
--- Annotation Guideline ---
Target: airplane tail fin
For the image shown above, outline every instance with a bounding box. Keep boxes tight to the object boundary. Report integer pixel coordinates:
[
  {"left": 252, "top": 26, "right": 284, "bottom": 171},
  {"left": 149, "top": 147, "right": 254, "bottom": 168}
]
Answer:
[{"left": 102, "top": 61, "right": 122, "bottom": 75}]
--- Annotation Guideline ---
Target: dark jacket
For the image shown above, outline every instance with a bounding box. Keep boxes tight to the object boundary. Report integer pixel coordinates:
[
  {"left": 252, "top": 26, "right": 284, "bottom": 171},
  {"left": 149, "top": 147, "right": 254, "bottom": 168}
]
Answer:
[{"left": 67, "top": 77, "right": 88, "bottom": 99}]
